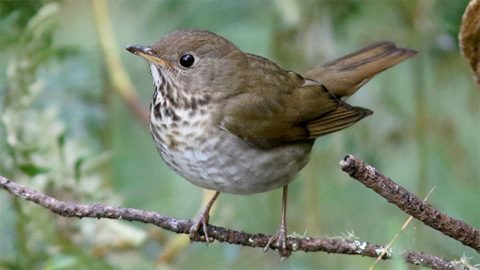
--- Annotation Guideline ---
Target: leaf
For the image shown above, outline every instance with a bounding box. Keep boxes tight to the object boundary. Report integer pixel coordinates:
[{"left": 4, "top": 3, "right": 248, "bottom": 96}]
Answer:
[{"left": 19, "top": 163, "right": 50, "bottom": 176}]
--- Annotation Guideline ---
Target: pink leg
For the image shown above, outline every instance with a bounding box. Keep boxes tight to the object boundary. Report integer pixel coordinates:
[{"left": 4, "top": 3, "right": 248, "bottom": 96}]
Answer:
[
  {"left": 264, "top": 185, "right": 291, "bottom": 257},
  {"left": 189, "top": 191, "right": 220, "bottom": 242}
]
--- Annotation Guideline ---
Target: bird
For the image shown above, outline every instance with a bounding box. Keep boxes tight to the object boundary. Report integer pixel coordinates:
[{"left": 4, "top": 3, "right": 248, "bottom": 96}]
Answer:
[{"left": 126, "top": 29, "right": 416, "bottom": 257}]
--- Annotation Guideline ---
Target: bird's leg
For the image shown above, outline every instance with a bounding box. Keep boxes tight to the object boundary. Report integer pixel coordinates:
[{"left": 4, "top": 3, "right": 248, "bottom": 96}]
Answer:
[
  {"left": 189, "top": 191, "right": 220, "bottom": 242},
  {"left": 264, "top": 185, "right": 291, "bottom": 257}
]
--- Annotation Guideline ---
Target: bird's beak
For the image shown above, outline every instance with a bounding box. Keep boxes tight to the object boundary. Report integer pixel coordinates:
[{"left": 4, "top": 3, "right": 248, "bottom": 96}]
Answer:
[{"left": 126, "top": 45, "right": 171, "bottom": 68}]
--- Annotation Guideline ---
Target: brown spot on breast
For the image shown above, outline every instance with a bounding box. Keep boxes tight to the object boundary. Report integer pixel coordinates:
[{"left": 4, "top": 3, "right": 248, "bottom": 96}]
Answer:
[
  {"left": 166, "top": 92, "right": 175, "bottom": 106},
  {"left": 150, "top": 124, "right": 161, "bottom": 139},
  {"left": 167, "top": 135, "right": 179, "bottom": 149},
  {"left": 198, "top": 95, "right": 211, "bottom": 105},
  {"left": 190, "top": 97, "right": 198, "bottom": 110},
  {"left": 164, "top": 107, "right": 172, "bottom": 117},
  {"left": 164, "top": 107, "right": 181, "bottom": 121},
  {"left": 153, "top": 103, "right": 162, "bottom": 120},
  {"left": 172, "top": 112, "right": 181, "bottom": 122}
]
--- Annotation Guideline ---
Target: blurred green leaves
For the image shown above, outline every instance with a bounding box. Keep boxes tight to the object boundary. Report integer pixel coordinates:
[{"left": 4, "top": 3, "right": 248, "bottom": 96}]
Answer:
[
  {"left": 0, "top": 1, "right": 119, "bottom": 269},
  {"left": 0, "top": 1, "right": 43, "bottom": 48}
]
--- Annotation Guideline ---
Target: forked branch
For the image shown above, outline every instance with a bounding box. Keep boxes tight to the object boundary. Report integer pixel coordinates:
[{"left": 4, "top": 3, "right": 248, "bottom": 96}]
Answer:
[
  {"left": 0, "top": 154, "right": 477, "bottom": 269},
  {"left": 340, "top": 155, "right": 480, "bottom": 253}
]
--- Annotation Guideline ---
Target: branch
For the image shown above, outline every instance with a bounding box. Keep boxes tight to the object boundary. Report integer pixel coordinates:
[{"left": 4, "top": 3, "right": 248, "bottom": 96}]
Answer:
[
  {"left": 404, "top": 251, "right": 472, "bottom": 270},
  {"left": 0, "top": 175, "right": 385, "bottom": 256},
  {"left": 340, "top": 155, "right": 480, "bottom": 253},
  {"left": 0, "top": 175, "right": 470, "bottom": 269}
]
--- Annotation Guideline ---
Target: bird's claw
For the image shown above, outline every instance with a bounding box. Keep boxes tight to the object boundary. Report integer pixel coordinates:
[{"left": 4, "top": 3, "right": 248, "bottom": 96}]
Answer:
[
  {"left": 189, "top": 211, "right": 211, "bottom": 242},
  {"left": 189, "top": 191, "right": 219, "bottom": 243},
  {"left": 264, "top": 228, "right": 292, "bottom": 258}
]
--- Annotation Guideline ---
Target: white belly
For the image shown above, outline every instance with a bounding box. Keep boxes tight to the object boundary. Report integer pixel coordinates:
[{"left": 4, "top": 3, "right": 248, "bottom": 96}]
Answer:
[
  {"left": 150, "top": 102, "right": 312, "bottom": 194},
  {"left": 157, "top": 128, "right": 312, "bottom": 194}
]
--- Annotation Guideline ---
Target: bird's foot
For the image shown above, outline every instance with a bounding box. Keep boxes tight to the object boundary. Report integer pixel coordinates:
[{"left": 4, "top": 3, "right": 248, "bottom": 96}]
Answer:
[
  {"left": 189, "top": 209, "right": 211, "bottom": 242},
  {"left": 264, "top": 226, "right": 292, "bottom": 258},
  {"left": 189, "top": 191, "right": 220, "bottom": 243}
]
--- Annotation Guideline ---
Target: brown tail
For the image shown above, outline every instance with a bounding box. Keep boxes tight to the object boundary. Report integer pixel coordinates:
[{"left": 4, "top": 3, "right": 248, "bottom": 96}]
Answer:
[{"left": 303, "top": 42, "right": 416, "bottom": 98}]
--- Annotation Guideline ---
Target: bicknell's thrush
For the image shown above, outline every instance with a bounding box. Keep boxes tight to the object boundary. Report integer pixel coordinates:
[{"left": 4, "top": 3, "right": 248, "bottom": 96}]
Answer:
[{"left": 126, "top": 29, "right": 416, "bottom": 257}]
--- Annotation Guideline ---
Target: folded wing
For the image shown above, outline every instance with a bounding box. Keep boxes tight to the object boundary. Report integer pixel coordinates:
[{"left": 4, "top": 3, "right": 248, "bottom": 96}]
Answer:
[{"left": 220, "top": 64, "right": 371, "bottom": 148}]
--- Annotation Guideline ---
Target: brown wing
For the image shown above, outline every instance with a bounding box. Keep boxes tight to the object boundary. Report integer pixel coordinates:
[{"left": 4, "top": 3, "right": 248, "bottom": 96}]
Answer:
[
  {"left": 304, "top": 104, "right": 372, "bottom": 139},
  {"left": 220, "top": 56, "right": 371, "bottom": 148}
]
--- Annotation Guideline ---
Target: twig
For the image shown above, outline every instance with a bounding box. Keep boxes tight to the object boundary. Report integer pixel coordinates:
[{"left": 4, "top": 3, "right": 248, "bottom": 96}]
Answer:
[
  {"left": 0, "top": 175, "right": 470, "bottom": 269},
  {"left": 369, "top": 187, "right": 436, "bottom": 270},
  {"left": 340, "top": 155, "right": 480, "bottom": 253},
  {"left": 404, "top": 251, "right": 471, "bottom": 270},
  {"left": 0, "top": 175, "right": 384, "bottom": 256}
]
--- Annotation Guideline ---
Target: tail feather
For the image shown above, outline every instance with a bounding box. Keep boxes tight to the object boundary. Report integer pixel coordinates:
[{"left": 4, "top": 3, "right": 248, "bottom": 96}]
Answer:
[{"left": 303, "top": 42, "right": 416, "bottom": 98}]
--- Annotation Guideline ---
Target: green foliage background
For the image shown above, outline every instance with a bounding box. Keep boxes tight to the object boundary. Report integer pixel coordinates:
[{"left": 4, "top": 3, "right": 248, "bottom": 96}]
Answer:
[{"left": 0, "top": 0, "right": 478, "bottom": 269}]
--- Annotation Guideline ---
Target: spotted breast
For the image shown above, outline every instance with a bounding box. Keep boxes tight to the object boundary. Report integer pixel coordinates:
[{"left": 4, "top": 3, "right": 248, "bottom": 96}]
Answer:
[{"left": 148, "top": 63, "right": 312, "bottom": 194}]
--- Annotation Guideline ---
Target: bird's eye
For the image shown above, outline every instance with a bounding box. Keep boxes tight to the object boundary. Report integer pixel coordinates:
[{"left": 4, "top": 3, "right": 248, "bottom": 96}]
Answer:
[{"left": 179, "top": 54, "right": 195, "bottom": 68}]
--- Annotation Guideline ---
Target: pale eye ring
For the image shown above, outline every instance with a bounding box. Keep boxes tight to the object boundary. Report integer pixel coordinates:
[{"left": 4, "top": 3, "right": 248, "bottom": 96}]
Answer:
[{"left": 179, "top": 54, "right": 195, "bottom": 67}]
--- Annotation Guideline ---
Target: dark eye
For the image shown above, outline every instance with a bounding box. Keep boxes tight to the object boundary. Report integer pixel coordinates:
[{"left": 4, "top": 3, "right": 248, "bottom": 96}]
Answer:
[{"left": 179, "top": 54, "right": 195, "bottom": 67}]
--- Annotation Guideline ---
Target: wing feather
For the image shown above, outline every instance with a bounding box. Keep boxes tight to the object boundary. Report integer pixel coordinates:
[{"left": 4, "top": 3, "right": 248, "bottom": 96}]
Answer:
[{"left": 221, "top": 79, "right": 371, "bottom": 147}]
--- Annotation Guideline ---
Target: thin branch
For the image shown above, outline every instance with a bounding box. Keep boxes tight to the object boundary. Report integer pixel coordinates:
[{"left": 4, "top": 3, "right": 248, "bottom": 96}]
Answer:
[
  {"left": 404, "top": 251, "right": 471, "bottom": 270},
  {"left": 369, "top": 187, "right": 436, "bottom": 270},
  {"left": 0, "top": 175, "right": 469, "bottom": 269},
  {"left": 0, "top": 175, "right": 384, "bottom": 256},
  {"left": 340, "top": 155, "right": 480, "bottom": 253}
]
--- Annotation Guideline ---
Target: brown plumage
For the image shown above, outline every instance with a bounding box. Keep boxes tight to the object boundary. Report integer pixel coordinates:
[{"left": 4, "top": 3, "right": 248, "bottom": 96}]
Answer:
[
  {"left": 127, "top": 29, "right": 416, "bottom": 257},
  {"left": 222, "top": 41, "right": 415, "bottom": 148}
]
